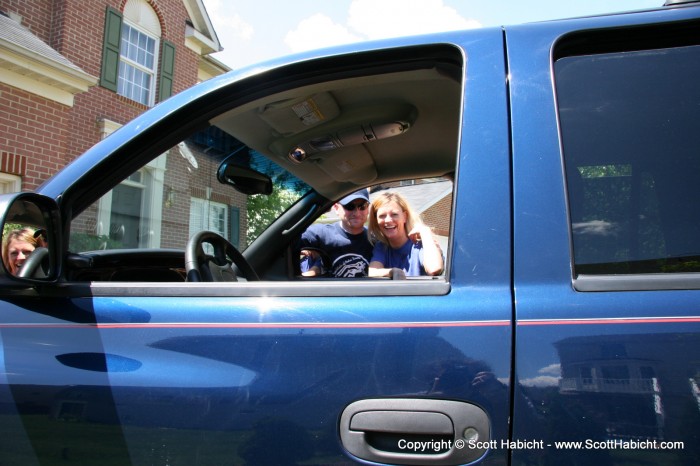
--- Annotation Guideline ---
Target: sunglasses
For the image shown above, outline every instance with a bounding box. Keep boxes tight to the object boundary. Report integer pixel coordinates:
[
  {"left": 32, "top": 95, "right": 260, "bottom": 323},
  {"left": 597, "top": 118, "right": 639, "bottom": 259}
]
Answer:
[{"left": 342, "top": 201, "right": 369, "bottom": 211}]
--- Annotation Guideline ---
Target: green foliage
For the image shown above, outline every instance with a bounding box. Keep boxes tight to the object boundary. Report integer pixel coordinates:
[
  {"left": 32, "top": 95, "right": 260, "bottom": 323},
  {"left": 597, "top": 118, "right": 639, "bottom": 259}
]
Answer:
[
  {"left": 2, "top": 223, "right": 24, "bottom": 237},
  {"left": 578, "top": 164, "right": 632, "bottom": 178},
  {"left": 246, "top": 187, "right": 300, "bottom": 246}
]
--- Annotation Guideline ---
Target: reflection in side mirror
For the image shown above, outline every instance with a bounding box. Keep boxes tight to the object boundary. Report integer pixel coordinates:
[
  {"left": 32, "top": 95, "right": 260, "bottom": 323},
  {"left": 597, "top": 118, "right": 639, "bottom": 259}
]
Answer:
[
  {"left": 217, "top": 160, "right": 273, "bottom": 196},
  {"left": 0, "top": 194, "right": 58, "bottom": 281},
  {"left": 16, "top": 246, "right": 49, "bottom": 279}
]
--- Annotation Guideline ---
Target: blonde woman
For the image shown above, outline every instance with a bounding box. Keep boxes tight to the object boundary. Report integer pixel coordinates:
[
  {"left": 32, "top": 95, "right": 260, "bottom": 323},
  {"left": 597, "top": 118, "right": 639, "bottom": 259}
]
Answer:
[
  {"left": 368, "top": 191, "right": 444, "bottom": 277},
  {"left": 2, "top": 227, "right": 45, "bottom": 275}
]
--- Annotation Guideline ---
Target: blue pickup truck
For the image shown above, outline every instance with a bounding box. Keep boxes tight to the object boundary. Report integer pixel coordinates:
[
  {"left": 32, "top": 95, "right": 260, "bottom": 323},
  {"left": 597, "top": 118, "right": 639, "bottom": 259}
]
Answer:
[{"left": 1, "top": 1, "right": 699, "bottom": 465}]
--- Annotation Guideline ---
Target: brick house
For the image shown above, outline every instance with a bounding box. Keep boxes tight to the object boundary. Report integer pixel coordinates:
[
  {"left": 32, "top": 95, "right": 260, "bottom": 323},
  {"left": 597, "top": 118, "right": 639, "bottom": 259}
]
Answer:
[
  {"left": 0, "top": 1, "right": 452, "bottom": 253},
  {"left": 0, "top": 0, "right": 227, "bottom": 193},
  {"left": 0, "top": 0, "right": 259, "bottom": 249}
]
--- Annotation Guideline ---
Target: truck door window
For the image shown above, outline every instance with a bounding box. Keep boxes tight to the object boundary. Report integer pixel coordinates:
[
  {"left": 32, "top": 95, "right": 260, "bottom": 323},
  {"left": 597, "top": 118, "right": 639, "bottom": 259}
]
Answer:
[
  {"left": 555, "top": 41, "right": 700, "bottom": 279},
  {"left": 64, "top": 44, "right": 462, "bottom": 293}
]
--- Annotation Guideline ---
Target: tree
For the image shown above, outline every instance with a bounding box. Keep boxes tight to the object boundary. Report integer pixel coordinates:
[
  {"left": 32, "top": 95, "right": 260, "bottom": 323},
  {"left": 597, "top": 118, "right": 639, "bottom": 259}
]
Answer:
[{"left": 246, "top": 187, "right": 300, "bottom": 246}]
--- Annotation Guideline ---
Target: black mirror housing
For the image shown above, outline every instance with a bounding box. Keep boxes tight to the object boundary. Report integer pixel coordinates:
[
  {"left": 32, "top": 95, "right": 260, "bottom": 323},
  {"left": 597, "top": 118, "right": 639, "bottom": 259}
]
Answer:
[
  {"left": 0, "top": 193, "right": 61, "bottom": 283},
  {"left": 217, "top": 160, "right": 273, "bottom": 196}
]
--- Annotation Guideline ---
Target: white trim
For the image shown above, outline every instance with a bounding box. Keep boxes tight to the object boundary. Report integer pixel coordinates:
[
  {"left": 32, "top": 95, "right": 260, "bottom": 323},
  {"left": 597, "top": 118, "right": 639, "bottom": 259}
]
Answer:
[
  {"left": 96, "top": 154, "right": 167, "bottom": 248},
  {"left": 0, "top": 48, "right": 97, "bottom": 106},
  {"left": 98, "top": 119, "right": 123, "bottom": 139},
  {"left": 198, "top": 55, "right": 229, "bottom": 82},
  {"left": 0, "top": 172, "right": 21, "bottom": 194},
  {"left": 123, "top": 0, "right": 161, "bottom": 36},
  {"left": 189, "top": 196, "right": 229, "bottom": 240},
  {"left": 183, "top": 0, "right": 222, "bottom": 53},
  {"left": 97, "top": 193, "right": 113, "bottom": 238},
  {"left": 185, "top": 23, "right": 219, "bottom": 55},
  {"left": 141, "top": 155, "right": 167, "bottom": 248},
  {"left": 119, "top": 20, "right": 160, "bottom": 107}
]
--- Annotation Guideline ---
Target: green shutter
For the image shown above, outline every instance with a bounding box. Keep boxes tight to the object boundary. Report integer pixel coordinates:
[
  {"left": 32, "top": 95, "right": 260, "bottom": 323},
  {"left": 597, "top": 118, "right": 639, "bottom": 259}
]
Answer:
[
  {"left": 230, "top": 207, "right": 240, "bottom": 248},
  {"left": 158, "top": 40, "right": 176, "bottom": 101},
  {"left": 100, "top": 7, "right": 122, "bottom": 92}
]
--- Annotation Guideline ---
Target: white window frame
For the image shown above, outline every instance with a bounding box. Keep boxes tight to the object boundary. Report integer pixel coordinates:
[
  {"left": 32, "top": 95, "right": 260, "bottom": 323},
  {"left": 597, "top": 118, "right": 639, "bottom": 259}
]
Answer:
[
  {"left": 118, "top": 21, "right": 159, "bottom": 106},
  {"left": 0, "top": 173, "right": 21, "bottom": 194},
  {"left": 190, "top": 196, "right": 230, "bottom": 240},
  {"left": 96, "top": 154, "right": 167, "bottom": 248}
]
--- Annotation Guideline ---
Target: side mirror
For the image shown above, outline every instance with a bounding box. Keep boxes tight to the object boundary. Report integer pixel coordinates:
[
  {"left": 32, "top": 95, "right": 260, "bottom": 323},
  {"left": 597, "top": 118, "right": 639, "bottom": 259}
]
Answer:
[
  {"left": 0, "top": 193, "right": 60, "bottom": 282},
  {"left": 217, "top": 160, "right": 273, "bottom": 196}
]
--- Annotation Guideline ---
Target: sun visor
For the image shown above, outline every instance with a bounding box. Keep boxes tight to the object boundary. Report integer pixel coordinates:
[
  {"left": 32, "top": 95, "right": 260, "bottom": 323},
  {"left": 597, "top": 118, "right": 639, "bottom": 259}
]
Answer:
[
  {"left": 314, "top": 145, "right": 377, "bottom": 184},
  {"left": 257, "top": 93, "right": 340, "bottom": 136}
]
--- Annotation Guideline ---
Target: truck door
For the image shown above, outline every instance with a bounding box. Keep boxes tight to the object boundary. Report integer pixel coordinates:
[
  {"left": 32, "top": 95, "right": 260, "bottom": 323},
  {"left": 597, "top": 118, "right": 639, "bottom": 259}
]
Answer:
[
  {"left": 0, "top": 32, "right": 513, "bottom": 466},
  {"left": 509, "top": 8, "right": 700, "bottom": 465}
]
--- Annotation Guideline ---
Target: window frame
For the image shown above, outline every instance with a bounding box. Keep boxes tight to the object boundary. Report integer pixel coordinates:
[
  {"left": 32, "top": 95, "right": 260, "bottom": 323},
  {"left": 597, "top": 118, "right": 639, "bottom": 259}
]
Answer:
[
  {"left": 554, "top": 22, "right": 700, "bottom": 292},
  {"left": 90, "top": 155, "right": 167, "bottom": 250},
  {"left": 189, "top": 197, "right": 230, "bottom": 241},
  {"left": 118, "top": 20, "right": 160, "bottom": 107},
  {"left": 0, "top": 173, "right": 21, "bottom": 194},
  {"left": 100, "top": 5, "right": 172, "bottom": 106},
  {"left": 59, "top": 42, "right": 470, "bottom": 297}
]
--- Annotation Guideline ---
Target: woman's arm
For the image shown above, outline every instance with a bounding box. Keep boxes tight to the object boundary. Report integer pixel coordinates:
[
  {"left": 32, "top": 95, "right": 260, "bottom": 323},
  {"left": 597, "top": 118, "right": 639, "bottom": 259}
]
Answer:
[
  {"left": 368, "top": 260, "right": 391, "bottom": 277},
  {"left": 369, "top": 261, "right": 406, "bottom": 279},
  {"left": 409, "top": 224, "right": 444, "bottom": 276}
]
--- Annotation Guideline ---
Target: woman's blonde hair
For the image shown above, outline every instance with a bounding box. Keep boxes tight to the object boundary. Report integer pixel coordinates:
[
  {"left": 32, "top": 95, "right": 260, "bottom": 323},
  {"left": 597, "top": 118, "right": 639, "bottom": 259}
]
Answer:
[{"left": 368, "top": 191, "right": 422, "bottom": 245}]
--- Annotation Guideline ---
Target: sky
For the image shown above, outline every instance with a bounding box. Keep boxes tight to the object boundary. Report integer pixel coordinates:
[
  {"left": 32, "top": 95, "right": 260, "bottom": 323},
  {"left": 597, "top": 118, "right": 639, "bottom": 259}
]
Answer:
[{"left": 200, "top": 0, "right": 663, "bottom": 70}]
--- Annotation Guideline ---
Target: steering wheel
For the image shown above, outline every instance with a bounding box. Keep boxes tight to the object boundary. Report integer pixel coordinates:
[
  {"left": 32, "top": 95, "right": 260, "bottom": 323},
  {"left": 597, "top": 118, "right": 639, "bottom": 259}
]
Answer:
[
  {"left": 185, "top": 231, "right": 259, "bottom": 282},
  {"left": 17, "top": 247, "right": 49, "bottom": 279}
]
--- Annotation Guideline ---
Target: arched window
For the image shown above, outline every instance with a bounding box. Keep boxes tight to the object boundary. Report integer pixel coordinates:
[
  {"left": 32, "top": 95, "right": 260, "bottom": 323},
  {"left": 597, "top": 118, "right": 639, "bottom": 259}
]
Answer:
[
  {"left": 100, "top": 1, "right": 175, "bottom": 106},
  {"left": 118, "top": 0, "right": 160, "bottom": 106}
]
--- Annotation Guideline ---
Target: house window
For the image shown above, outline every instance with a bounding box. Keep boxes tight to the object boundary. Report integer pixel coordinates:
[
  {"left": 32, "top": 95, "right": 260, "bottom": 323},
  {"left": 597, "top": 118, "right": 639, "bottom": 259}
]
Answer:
[
  {"left": 86, "top": 153, "right": 167, "bottom": 251},
  {"left": 118, "top": 22, "right": 158, "bottom": 106},
  {"left": 0, "top": 173, "right": 21, "bottom": 194},
  {"left": 190, "top": 197, "right": 230, "bottom": 255},
  {"left": 100, "top": 1, "right": 174, "bottom": 105},
  {"left": 190, "top": 198, "right": 230, "bottom": 239}
]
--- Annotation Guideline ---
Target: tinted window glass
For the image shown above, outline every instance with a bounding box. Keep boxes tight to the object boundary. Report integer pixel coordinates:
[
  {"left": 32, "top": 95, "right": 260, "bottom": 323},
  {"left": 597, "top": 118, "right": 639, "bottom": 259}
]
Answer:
[
  {"left": 556, "top": 44, "right": 700, "bottom": 275},
  {"left": 70, "top": 126, "right": 310, "bottom": 255}
]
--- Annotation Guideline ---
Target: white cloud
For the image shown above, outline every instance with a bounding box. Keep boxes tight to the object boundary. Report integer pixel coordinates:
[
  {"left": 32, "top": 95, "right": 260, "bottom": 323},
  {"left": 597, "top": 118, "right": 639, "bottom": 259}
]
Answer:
[
  {"left": 284, "top": 0, "right": 480, "bottom": 55},
  {"left": 201, "top": 0, "right": 264, "bottom": 69},
  {"left": 284, "top": 13, "right": 362, "bottom": 53},
  {"left": 205, "top": 0, "right": 254, "bottom": 42},
  {"left": 220, "top": 15, "right": 255, "bottom": 41},
  {"left": 347, "top": 0, "right": 481, "bottom": 40},
  {"left": 202, "top": 0, "right": 481, "bottom": 69},
  {"left": 520, "top": 375, "right": 559, "bottom": 388},
  {"left": 538, "top": 363, "right": 561, "bottom": 376},
  {"left": 520, "top": 364, "right": 561, "bottom": 387}
]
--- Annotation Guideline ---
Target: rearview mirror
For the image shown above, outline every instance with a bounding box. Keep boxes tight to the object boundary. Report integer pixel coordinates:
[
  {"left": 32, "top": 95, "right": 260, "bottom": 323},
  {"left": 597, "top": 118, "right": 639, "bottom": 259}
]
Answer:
[{"left": 217, "top": 160, "right": 273, "bottom": 195}]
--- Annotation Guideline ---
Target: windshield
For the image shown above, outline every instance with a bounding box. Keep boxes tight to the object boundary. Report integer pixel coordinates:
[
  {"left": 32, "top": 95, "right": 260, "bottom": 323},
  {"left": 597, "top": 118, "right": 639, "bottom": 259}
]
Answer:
[{"left": 69, "top": 125, "right": 311, "bottom": 253}]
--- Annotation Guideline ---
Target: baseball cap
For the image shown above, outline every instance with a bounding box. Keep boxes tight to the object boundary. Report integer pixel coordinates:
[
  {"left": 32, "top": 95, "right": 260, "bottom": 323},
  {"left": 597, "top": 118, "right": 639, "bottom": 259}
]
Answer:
[{"left": 338, "top": 189, "right": 370, "bottom": 205}]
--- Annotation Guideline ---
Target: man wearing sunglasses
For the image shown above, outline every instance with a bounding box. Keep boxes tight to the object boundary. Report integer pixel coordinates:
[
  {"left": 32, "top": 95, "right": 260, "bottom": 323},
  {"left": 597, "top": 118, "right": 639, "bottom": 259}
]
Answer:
[{"left": 299, "top": 189, "right": 373, "bottom": 277}]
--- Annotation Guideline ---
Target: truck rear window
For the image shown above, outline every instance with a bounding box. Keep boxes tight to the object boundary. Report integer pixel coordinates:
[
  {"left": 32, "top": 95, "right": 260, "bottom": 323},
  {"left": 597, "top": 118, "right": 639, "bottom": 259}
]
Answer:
[{"left": 555, "top": 43, "right": 700, "bottom": 276}]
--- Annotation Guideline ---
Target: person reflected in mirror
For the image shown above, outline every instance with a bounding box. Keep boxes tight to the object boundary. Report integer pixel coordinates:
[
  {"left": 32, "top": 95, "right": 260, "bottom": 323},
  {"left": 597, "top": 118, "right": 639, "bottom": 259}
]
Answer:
[
  {"left": 368, "top": 191, "right": 444, "bottom": 277},
  {"left": 299, "top": 189, "right": 373, "bottom": 277},
  {"left": 2, "top": 227, "right": 46, "bottom": 276}
]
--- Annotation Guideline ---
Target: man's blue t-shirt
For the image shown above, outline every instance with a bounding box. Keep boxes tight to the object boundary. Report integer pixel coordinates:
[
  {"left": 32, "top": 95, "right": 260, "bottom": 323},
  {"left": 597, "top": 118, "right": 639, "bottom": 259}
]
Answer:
[
  {"left": 370, "top": 239, "right": 427, "bottom": 277},
  {"left": 300, "top": 222, "right": 372, "bottom": 277}
]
